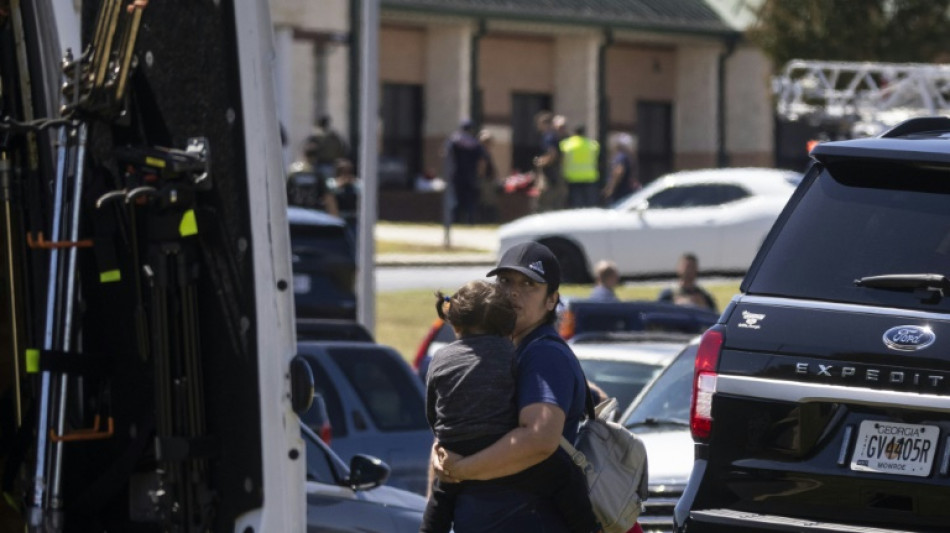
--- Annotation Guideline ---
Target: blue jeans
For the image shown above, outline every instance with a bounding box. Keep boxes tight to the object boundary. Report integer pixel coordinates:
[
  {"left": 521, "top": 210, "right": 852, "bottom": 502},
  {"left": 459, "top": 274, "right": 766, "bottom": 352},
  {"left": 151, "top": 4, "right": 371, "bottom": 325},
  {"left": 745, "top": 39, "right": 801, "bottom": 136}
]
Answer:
[
  {"left": 453, "top": 482, "right": 571, "bottom": 533},
  {"left": 568, "top": 183, "right": 599, "bottom": 208}
]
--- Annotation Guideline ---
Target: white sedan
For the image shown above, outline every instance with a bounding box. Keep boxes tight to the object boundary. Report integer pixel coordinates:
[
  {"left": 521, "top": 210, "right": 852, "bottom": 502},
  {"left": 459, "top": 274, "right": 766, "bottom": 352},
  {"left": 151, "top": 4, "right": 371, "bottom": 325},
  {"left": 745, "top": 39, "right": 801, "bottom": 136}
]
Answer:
[{"left": 498, "top": 167, "right": 801, "bottom": 282}]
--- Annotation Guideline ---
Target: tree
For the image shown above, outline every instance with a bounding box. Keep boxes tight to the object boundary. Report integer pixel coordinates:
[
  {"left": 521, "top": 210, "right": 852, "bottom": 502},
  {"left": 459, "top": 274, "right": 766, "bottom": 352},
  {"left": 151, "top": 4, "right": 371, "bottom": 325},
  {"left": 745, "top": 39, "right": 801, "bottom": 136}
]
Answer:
[{"left": 748, "top": 0, "right": 950, "bottom": 68}]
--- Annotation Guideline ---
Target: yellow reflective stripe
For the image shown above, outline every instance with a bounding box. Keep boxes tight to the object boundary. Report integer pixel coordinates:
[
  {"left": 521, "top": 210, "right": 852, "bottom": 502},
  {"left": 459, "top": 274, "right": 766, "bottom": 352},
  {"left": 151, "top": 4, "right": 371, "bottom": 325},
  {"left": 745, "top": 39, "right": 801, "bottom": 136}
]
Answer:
[
  {"left": 99, "top": 269, "right": 121, "bottom": 283},
  {"left": 145, "top": 156, "right": 166, "bottom": 168},
  {"left": 26, "top": 348, "right": 40, "bottom": 374},
  {"left": 179, "top": 209, "right": 198, "bottom": 237}
]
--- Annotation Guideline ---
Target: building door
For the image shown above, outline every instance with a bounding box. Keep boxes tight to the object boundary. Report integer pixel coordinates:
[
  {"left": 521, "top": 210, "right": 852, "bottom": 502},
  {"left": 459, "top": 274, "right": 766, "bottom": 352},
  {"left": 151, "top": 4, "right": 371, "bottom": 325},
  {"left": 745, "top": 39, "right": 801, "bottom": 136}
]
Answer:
[
  {"left": 511, "top": 92, "right": 552, "bottom": 173},
  {"left": 636, "top": 101, "right": 673, "bottom": 184},
  {"left": 381, "top": 83, "right": 423, "bottom": 188}
]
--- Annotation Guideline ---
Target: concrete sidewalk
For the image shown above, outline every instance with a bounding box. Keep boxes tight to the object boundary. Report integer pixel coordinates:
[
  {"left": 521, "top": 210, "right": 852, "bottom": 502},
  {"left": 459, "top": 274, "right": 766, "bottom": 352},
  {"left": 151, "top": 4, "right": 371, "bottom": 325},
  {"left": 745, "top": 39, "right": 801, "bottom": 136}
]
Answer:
[{"left": 375, "top": 223, "right": 498, "bottom": 266}]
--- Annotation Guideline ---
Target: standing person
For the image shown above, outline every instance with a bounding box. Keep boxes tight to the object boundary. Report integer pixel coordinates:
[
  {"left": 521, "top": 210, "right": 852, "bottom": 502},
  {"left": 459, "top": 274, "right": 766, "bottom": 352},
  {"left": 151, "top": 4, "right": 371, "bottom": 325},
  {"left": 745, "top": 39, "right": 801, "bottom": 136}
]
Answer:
[
  {"left": 433, "top": 242, "right": 613, "bottom": 533},
  {"left": 331, "top": 158, "right": 360, "bottom": 236},
  {"left": 589, "top": 260, "right": 620, "bottom": 301},
  {"left": 603, "top": 133, "right": 640, "bottom": 205},
  {"left": 553, "top": 114, "right": 569, "bottom": 141},
  {"left": 477, "top": 129, "right": 500, "bottom": 223},
  {"left": 533, "top": 112, "right": 567, "bottom": 212},
  {"left": 421, "top": 280, "right": 599, "bottom": 533},
  {"left": 310, "top": 114, "right": 349, "bottom": 179},
  {"left": 287, "top": 140, "right": 339, "bottom": 215},
  {"left": 560, "top": 125, "right": 600, "bottom": 208},
  {"left": 657, "top": 253, "right": 717, "bottom": 312},
  {"left": 444, "top": 120, "right": 488, "bottom": 225}
]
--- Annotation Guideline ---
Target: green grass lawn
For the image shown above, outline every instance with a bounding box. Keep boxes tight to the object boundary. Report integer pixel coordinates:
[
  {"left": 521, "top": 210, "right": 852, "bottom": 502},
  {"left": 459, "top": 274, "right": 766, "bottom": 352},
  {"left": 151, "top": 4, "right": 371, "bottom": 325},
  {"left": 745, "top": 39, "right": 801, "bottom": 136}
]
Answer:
[
  {"left": 376, "top": 280, "right": 742, "bottom": 364},
  {"left": 376, "top": 240, "right": 486, "bottom": 255}
]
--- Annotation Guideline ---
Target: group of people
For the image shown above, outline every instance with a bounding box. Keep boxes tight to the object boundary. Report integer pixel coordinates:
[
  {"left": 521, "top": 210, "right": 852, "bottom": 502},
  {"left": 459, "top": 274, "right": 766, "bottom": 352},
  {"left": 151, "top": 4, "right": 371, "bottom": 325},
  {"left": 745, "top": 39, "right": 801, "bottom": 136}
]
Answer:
[
  {"left": 531, "top": 111, "right": 641, "bottom": 214},
  {"left": 589, "top": 253, "right": 717, "bottom": 313},
  {"left": 287, "top": 115, "right": 361, "bottom": 234},
  {"left": 442, "top": 111, "right": 643, "bottom": 225}
]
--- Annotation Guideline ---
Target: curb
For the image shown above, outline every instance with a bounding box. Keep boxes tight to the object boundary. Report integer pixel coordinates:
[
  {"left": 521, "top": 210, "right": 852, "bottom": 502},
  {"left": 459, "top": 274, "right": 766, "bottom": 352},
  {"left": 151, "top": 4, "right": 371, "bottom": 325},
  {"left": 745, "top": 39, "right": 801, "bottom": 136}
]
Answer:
[{"left": 376, "top": 253, "right": 496, "bottom": 267}]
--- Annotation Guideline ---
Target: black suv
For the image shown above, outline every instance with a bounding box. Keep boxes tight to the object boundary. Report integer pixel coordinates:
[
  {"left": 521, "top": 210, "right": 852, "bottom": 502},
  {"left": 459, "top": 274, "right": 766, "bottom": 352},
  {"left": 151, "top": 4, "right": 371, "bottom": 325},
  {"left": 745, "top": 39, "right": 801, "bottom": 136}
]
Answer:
[{"left": 676, "top": 117, "right": 950, "bottom": 532}]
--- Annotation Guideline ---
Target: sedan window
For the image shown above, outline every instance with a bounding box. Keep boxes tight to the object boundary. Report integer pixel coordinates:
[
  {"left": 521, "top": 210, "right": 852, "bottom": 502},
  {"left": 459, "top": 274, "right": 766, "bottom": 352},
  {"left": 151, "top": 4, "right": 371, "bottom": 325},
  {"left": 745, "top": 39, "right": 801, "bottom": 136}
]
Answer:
[
  {"left": 329, "top": 348, "right": 429, "bottom": 431},
  {"left": 623, "top": 345, "right": 697, "bottom": 427},
  {"left": 645, "top": 184, "right": 748, "bottom": 209},
  {"left": 303, "top": 360, "right": 348, "bottom": 437},
  {"left": 578, "top": 359, "right": 664, "bottom": 415}
]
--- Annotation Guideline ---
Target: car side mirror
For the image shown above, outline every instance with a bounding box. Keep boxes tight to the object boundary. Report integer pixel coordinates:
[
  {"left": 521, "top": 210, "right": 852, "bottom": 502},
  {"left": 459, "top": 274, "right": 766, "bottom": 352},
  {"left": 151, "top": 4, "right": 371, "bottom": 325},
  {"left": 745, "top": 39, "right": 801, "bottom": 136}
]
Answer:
[
  {"left": 347, "top": 454, "right": 390, "bottom": 491},
  {"left": 289, "top": 355, "right": 314, "bottom": 415}
]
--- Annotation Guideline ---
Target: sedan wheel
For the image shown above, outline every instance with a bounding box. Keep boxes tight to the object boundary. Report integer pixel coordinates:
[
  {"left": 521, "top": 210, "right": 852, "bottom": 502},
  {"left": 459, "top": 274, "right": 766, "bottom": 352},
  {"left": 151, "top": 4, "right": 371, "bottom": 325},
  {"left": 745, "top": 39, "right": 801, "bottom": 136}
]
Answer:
[{"left": 540, "top": 239, "right": 590, "bottom": 284}]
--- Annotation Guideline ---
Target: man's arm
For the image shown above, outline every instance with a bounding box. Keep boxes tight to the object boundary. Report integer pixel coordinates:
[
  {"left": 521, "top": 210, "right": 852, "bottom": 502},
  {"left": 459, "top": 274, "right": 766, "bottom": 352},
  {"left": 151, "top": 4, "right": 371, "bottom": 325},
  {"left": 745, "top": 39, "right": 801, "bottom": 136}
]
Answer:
[
  {"left": 322, "top": 192, "right": 339, "bottom": 216},
  {"left": 444, "top": 402, "right": 565, "bottom": 481}
]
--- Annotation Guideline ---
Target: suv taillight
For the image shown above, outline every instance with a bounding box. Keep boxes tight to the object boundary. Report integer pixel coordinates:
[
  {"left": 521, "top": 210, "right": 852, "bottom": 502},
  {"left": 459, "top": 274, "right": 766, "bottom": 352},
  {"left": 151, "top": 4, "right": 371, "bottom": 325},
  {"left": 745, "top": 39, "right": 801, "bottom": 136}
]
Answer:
[{"left": 690, "top": 326, "right": 724, "bottom": 440}]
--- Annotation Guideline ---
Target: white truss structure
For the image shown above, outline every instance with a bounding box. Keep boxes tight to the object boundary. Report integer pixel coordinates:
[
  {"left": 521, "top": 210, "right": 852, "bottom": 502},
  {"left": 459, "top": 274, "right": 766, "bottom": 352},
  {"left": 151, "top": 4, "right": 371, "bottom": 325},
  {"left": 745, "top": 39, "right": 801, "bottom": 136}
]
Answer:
[{"left": 773, "top": 59, "right": 950, "bottom": 136}]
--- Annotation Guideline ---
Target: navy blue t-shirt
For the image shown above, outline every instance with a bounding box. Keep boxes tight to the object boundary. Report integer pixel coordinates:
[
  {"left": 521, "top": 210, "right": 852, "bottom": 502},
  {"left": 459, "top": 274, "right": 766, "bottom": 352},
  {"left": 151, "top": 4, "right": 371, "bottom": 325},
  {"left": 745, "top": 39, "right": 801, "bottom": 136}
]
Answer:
[
  {"left": 450, "top": 324, "right": 588, "bottom": 533},
  {"left": 610, "top": 152, "right": 634, "bottom": 202},
  {"left": 515, "top": 324, "right": 587, "bottom": 443}
]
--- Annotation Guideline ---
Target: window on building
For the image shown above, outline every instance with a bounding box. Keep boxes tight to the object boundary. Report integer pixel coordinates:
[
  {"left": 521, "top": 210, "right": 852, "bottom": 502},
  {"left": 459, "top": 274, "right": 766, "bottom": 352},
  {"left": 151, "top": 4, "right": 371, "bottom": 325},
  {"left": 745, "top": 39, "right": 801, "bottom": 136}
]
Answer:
[
  {"left": 511, "top": 92, "right": 552, "bottom": 173},
  {"left": 381, "top": 83, "right": 423, "bottom": 189}
]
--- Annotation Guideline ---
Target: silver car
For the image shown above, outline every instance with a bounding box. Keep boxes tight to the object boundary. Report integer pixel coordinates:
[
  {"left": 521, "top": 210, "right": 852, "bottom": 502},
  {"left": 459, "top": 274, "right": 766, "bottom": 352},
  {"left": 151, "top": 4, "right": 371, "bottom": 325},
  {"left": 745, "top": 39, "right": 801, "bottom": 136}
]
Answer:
[
  {"left": 302, "top": 423, "right": 426, "bottom": 532},
  {"left": 298, "top": 340, "right": 432, "bottom": 495},
  {"left": 619, "top": 338, "right": 700, "bottom": 533}
]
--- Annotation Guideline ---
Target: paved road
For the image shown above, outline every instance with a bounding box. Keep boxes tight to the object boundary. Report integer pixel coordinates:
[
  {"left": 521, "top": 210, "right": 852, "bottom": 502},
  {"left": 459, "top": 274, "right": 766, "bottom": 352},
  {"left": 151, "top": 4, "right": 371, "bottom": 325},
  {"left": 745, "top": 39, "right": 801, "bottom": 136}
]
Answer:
[{"left": 376, "top": 265, "right": 491, "bottom": 292}]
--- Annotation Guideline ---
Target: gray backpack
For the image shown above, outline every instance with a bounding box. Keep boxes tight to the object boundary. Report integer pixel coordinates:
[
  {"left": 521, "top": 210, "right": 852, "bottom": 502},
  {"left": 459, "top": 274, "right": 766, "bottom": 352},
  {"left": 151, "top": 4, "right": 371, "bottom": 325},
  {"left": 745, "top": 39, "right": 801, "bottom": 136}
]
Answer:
[{"left": 559, "top": 394, "right": 649, "bottom": 533}]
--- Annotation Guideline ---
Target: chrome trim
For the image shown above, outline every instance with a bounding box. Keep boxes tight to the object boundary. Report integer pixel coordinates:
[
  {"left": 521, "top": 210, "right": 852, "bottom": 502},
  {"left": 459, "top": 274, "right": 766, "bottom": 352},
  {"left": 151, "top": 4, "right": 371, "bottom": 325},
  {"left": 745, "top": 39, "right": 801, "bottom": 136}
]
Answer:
[
  {"left": 716, "top": 374, "right": 950, "bottom": 412},
  {"left": 737, "top": 295, "right": 950, "bottom": 322},
  {"left": 883, "top": 325, "right": 936, "bottom": 351},
  {"left": 691, "top": 508, "right": 921, "bottom": 532}
]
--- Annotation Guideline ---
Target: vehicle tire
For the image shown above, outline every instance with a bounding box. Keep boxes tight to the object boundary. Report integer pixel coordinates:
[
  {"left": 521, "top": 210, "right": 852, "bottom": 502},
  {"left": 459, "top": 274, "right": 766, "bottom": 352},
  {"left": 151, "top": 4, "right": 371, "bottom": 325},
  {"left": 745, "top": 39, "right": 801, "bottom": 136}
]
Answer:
[{"left": 539, "top": 238, "right": 591, "bottom": 284}]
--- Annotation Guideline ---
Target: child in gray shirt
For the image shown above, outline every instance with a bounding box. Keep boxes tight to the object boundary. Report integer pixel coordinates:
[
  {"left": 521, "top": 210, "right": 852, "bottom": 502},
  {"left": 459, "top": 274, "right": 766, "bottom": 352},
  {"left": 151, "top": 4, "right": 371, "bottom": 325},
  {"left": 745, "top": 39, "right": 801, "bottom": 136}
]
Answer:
[{"left": 421, "top": 279, "right": 599, "bottom": 533}]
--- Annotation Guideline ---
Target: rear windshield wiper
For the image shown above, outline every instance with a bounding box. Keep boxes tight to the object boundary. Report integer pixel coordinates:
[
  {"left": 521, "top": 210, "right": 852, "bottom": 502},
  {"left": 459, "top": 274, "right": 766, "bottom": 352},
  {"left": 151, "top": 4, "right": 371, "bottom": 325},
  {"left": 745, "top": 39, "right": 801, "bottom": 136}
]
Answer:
[
  {"left": 854, "top": 273, "right": 950, "bottom": 292},
  {"left": 626, "top": 417, "right": 689, "bottom": 429}
]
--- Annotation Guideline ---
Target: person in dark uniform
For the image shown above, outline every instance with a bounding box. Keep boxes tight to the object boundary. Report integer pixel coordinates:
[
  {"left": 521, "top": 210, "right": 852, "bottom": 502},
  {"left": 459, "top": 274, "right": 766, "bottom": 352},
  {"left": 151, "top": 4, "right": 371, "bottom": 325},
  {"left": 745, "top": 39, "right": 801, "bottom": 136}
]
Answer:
[
  {"left": 445, "top": 120, "right": 488, "bottom": 225},
  {"left": 534, "top": 112, "right": 567, "bottom": 212},
  {"left": 604, "top": 133, "right": 640, "bottom": 205},
  {"left": 331, "top": 158, "right": 360, "bottom": 235}
]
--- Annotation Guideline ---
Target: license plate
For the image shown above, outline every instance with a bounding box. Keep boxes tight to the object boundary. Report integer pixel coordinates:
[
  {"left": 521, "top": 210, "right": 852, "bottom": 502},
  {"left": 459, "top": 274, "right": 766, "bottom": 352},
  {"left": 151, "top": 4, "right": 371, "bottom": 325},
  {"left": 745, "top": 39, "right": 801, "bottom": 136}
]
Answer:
[
  {"left": 850, "top": 420, "right": 939, "bottom": 477},
  {"left": 293, "top": 274, "right": 311, "bottom": 294}
]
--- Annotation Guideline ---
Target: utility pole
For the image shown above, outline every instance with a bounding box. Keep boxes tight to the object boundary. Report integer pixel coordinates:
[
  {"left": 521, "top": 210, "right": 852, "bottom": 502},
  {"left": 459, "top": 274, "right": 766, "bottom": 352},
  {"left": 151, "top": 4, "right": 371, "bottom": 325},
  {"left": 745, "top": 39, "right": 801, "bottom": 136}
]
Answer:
[{"left": 357, "top": 0, "right": 379, "bottom": 333}]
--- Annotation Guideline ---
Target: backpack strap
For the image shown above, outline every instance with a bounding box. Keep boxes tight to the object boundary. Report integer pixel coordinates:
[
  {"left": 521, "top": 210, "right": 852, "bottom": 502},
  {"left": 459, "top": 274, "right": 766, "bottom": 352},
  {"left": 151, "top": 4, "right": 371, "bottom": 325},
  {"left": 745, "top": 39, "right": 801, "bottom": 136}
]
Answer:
[{"left": 559, "top": 435, "right": 590, "bottom": 470}]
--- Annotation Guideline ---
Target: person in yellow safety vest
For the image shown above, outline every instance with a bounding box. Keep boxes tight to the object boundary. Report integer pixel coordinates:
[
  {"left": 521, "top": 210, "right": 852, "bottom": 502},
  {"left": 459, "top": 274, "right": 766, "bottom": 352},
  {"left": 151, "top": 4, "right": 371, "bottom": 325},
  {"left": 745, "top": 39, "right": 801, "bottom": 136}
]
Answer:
[{"left": 559, "top": 125, "right": 600, "bottom": 208}]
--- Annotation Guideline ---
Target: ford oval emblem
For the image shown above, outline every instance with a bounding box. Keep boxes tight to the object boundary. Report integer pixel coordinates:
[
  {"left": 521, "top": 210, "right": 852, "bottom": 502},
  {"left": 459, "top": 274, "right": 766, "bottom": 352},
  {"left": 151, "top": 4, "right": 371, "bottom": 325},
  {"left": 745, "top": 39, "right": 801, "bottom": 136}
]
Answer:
[{"left": 883, "top": 326, "right": 935, "bottom": 352}]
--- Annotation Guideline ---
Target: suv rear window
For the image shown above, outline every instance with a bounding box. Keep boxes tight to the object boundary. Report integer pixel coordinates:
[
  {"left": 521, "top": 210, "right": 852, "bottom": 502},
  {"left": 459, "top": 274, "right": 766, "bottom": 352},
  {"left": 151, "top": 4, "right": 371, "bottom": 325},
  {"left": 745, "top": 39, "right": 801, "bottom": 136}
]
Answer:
[
  {"left": 290, "top": 224, "right": 354, "bottom": 258},
  {"left": 328, "top": 347, "right": 428, "bottom": 431},
  {"left": 747, "top": 161, "right": 950, "bottom": 312}
]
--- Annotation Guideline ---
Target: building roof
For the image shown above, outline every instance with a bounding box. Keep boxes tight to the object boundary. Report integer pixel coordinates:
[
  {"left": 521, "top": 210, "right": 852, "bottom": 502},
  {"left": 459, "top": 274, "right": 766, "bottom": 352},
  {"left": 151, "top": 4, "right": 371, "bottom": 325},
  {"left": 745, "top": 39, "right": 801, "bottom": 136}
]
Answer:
[{"left": 381, "top": 0, "right": 739, "bottom": 35}]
